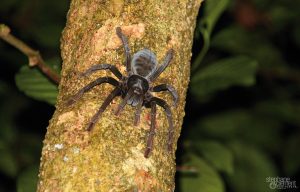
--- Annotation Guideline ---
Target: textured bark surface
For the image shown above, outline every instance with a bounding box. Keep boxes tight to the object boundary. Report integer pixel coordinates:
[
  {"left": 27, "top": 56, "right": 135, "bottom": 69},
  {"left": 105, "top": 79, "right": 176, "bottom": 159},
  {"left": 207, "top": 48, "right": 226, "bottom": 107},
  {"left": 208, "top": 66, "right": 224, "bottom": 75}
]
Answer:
[{"left": 37, "top": 0, "right": 202, "bottom": 191}]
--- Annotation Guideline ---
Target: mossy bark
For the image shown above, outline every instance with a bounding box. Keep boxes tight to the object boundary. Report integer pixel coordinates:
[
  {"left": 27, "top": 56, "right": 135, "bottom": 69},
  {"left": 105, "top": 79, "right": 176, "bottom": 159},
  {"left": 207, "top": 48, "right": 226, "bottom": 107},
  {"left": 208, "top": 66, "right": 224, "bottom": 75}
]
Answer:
[{"left": 37, "top": 0, "right": 202, "bottom": 191}]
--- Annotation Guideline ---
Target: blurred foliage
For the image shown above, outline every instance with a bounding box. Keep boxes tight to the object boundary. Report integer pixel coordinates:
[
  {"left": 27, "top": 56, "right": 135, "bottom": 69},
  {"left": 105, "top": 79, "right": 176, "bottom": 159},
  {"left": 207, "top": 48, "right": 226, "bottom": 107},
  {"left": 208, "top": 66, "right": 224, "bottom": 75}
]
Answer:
[
  {"left": 0, "top": 0, "right": 67, "bottom": 191},
  {"left": 15, "top": 65, "right": 58, "bottom": 105},
  {"left": 178, "top": 0, "right": 300, "bottom": 191},
  {"left": 17, "top": 165, "right": 39, "bottom": 192},
  {"left": 0, "top": 0, "right": 300, "bottom": 191},
  {"left": 180, "top": 155, "right": 225, "bottom": 192},
  {"left": 191, "top": 56, "right": 257, "bottom": 100},
  {"left": 192, "top": 0, "right": 229, "bottom": 71}
]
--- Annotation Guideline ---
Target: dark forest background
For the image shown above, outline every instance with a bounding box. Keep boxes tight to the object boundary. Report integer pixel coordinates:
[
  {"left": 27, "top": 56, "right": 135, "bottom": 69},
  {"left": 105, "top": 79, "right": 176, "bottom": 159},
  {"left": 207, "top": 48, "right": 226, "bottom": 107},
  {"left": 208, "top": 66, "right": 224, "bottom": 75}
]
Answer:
[{"left": 0, "top": 0, "right": 299, "bottom": 191}]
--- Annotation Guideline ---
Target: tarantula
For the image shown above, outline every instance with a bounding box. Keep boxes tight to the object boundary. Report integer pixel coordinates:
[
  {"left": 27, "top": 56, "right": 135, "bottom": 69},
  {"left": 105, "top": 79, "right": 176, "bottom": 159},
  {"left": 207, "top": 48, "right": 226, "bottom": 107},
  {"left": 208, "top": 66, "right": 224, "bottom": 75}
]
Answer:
[{"left": 67, "top": 27, "right": 178, "bottom": 158}]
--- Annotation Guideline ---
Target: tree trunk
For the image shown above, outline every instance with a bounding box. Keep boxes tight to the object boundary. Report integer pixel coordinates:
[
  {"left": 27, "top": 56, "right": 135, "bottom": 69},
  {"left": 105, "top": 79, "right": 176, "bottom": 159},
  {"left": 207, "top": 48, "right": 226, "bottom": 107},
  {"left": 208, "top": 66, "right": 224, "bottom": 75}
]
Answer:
[{"left": 37, "top": 0, "right": 202, "bottom": 191}]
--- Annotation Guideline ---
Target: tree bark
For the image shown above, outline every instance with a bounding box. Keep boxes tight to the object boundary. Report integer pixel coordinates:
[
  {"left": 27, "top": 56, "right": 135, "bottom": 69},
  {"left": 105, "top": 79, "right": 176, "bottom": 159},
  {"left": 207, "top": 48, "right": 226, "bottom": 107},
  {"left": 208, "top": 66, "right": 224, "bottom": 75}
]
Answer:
[{"left": 37, "top": 0, "right": 202, "bottom": 191}]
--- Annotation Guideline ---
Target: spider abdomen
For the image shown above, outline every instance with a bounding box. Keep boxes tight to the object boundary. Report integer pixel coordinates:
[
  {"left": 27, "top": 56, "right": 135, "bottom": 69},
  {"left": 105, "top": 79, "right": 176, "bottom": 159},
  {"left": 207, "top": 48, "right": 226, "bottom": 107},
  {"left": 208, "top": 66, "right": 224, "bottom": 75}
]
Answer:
[{"left": 131, "top": 49, "right": 157, "bottom": 78}]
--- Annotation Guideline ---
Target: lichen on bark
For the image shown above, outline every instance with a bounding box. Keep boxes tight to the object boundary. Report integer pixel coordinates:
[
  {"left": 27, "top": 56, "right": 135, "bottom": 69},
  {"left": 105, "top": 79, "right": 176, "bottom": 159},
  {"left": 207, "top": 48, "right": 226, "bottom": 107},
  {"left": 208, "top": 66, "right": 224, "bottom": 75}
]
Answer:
[{"left": 37, "top": 0, "right": 202, "bottom": 191}]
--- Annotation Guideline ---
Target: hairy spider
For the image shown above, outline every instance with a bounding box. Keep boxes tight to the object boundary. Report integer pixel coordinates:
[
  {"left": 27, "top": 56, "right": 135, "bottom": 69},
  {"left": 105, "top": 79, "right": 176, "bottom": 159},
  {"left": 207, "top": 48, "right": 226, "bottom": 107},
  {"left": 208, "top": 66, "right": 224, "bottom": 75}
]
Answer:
[{"left": 67, "top": 27, "right": 178, "bottom": 158}]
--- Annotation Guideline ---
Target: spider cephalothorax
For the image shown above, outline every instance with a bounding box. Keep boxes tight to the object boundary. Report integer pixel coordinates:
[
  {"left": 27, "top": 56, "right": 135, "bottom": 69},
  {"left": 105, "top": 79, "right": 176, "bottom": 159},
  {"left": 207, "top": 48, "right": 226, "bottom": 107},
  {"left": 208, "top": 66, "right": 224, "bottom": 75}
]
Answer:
[{"left": 67, "top": 27, "right": 178, "bottom": 158}]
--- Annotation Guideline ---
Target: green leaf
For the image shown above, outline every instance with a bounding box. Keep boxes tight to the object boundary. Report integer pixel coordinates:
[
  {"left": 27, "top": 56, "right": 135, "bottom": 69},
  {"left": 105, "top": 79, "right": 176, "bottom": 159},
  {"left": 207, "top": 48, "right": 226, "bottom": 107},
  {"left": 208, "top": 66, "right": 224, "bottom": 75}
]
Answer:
[
  {"left": 191, "top": 56, "right": 258, "bottom": 98},
  {"left": 192, "top": 109, "right": 282, "bottom": 152},
  {"left": 203, "top": 0, "right": 229, "bottom": 33},
  {"left": 0, "top": 146, "right": 18, "bottom": 177},
  {"left": 254, "top": 100, "right": 300, "bottom": 126},
  {"left": 194, "top": 140, "right": 234, "bottom": 174},
  {"left": 192, "top": 0, "right": 230, "bottom": 71},
  {"left": 239, "top": 117, "right": 282, "bottom": 154},
  {"left": 227, "top": 142, "right": 277, "bottom": 192},
  {"left": 211, "top": 25, "right": 285, "bottom": 67},
  {"left": 15, "top": 66, "right": 58, "bottom": 105},
  {"left": 283, "top": 133, "right": 300, "bottom": 176},
  {"left": 190, "top": 110, "right": 250, "bottom": 140},
  {"left": 269, "top": 4, "right": 298, "bottom": 31},
  {"left": 17, "top": 165, "right": 39, "bottom": 192},
  {"left": 180, "top": 155, "right": 224, "bottom": 192}
]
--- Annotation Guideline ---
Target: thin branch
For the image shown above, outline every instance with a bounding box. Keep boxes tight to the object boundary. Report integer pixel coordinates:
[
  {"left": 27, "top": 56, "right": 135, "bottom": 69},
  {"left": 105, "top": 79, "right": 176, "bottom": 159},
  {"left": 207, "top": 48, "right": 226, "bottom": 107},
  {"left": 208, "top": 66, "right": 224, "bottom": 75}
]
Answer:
[{"left": 0, "top": 24, "right": 61, "bottom": 84}]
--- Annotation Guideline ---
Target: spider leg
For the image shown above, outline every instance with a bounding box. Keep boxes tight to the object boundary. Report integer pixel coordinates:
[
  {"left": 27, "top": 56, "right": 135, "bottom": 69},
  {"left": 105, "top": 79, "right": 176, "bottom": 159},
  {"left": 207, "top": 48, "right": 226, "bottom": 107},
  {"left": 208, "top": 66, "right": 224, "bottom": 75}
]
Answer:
[
  {"left": 67, "top": 77, "right": 119, "bottom": 106},
  {"left": 81, "top": 64, "right": 123, "bottom": 80},
  {"left": 116, "top": 27, "right": 132, "bottom": 74},
  {"left": 144, "top": 101, "right": 156, "bottom": 158},
  {"left": 115, "top": 88, "right": 134, "bottom": 115},
  {"left": 150, "top": 97, "right": 174, "bottom": 152},
  {"left": 150, "top": 84, "right": 179, "bottom": 106},
  {"left": 134, "top": 96, "right": 144, "bottom": 126},
  {"left": 149, "top": 49, "right": 174, "bottom": 82},
  {"left": 86, "top": 87, "right": 121, "bottom": 131}
]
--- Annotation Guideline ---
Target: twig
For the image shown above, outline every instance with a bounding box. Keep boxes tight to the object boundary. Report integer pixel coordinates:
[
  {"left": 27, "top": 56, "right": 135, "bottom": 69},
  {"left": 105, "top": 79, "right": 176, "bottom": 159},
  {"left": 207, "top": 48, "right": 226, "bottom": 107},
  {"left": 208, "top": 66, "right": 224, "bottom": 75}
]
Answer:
[{"left": 0, "top": 24, "right": 61, "bottom": 84}]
